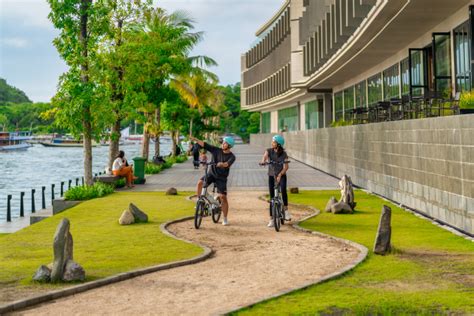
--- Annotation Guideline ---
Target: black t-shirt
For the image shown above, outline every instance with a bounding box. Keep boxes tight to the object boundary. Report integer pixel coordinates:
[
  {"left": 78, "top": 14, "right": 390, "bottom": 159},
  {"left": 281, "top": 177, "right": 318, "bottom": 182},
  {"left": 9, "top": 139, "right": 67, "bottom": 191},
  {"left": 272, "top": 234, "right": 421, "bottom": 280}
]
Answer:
[
  {"left": 204, "top": 142, "right": 236, "bottom": 179},
  {"left": 267, "top": 148, "right": 288, "bottom": 176},
  {"left": 192, "top": 143, "right": 201, "bottom": 155}
]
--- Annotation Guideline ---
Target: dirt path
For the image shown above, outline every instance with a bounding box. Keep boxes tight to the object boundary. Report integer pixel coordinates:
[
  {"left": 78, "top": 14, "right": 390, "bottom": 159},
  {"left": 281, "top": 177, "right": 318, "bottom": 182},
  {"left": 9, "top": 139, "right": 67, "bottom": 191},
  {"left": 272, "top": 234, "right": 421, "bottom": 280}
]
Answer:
[{"left": 17, "top": 192, "right": 361, "bottom": 315}]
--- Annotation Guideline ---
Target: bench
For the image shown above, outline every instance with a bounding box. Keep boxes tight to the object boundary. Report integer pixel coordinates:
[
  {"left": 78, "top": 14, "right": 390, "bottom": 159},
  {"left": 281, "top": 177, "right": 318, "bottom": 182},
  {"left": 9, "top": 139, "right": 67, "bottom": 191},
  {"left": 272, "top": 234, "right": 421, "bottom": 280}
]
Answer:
[{"left": 94, "top": 174, "right": 125, "bottom": 185}]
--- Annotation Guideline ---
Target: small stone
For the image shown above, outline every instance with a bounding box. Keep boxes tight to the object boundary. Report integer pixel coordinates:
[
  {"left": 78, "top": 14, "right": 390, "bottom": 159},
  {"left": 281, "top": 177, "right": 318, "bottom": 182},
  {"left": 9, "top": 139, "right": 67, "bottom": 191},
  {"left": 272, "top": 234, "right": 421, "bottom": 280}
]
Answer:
[
  {"left": 166, "top": 187, "right": 178, "bottom": 195},
  {"left": 119, "top": 209, "right": 135, "bottom": 225},
  {"left": 62, "top": 260, "right": 85, "bottom": 282},
  {"left": 33, "top": 265, "right": 51, "bottom": 282},
  {"left": 325, "top": 197, "right": 338, "bottom": 212},
  {"left": 290, "top": 187, "right": 299, "bottom": 194},
  {"left": 129, "top": 203, "right": 148, "bottom": 223}
]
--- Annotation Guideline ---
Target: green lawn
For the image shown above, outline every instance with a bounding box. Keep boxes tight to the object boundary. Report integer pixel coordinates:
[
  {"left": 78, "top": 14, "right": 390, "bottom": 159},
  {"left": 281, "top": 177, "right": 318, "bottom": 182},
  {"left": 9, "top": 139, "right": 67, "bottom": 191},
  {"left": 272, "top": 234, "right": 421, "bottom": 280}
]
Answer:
[
  {"left": 0, "top": 192, "right": 201, "bottom": 290},
  {"left": 235, "top": 190, "right": 474, "bottom": 315}
]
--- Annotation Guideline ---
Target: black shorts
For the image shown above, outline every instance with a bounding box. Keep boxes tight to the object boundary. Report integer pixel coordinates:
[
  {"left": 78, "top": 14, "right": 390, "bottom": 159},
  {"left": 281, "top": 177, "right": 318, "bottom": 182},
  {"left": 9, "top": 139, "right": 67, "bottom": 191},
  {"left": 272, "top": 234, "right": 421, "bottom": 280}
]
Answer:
[{"left": 201, "top": 174, "right": 228, "bottom": 195}]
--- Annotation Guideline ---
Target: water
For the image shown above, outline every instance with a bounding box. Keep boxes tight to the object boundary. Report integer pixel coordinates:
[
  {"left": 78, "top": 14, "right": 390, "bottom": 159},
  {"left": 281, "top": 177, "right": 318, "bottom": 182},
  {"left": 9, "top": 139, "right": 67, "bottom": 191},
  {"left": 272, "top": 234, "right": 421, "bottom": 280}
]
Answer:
[{"left": 0, "top": 142, "right": 172, "bottom": 221}]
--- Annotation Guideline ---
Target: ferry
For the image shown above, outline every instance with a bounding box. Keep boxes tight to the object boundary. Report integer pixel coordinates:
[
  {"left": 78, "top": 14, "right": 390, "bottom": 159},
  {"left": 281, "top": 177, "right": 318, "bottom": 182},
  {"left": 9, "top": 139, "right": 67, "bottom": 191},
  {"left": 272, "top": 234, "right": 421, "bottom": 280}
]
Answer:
[
  {"left": 0, "top": 132, "right": 32, "bottom": 151},
  {"left": 40, "top": 135, "right": 99, "bottom": 147}
]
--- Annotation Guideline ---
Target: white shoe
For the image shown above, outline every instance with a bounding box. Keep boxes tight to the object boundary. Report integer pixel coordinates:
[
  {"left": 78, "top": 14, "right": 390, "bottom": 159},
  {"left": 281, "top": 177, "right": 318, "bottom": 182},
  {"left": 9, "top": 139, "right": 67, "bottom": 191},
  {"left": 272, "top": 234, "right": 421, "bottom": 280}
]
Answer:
[
  {"left": 285, "top": 210, "right": 292, "bottom": 221},
  {"left": 267, "top": 220, "right": 274, "bottom": 227},
  {"left": 222, "top": 218, "right": 229, "bottom": 226}
]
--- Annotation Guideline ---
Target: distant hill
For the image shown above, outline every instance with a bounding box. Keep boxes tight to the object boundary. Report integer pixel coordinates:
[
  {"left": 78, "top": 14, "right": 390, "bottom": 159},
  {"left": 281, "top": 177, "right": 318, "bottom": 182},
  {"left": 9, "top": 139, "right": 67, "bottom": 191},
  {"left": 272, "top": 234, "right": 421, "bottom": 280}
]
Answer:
[{"left": 0, "top": 78, "right": 32, "bottom": 104}]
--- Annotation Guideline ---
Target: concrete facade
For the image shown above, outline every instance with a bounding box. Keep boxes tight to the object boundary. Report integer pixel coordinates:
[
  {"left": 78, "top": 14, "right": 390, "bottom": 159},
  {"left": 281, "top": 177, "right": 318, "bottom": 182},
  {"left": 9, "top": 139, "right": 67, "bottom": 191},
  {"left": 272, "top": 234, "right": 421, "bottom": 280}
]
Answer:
[{"left": 251, "top": 115, "right": 474, "bottom": 235}]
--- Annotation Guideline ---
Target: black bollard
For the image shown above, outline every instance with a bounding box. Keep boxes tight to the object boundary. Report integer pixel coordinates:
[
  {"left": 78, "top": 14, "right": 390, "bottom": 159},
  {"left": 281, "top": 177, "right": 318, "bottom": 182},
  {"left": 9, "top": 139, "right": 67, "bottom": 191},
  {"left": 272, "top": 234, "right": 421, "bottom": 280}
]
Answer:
[
  {"left": 60, "top": 181, "right": 64, "bottom": 197},
  {"left": 94, "top": 173, "right": 98, "bottom": 177},
  {"left": 7, "top": 195, "right": 12, "bottom": 222},
  {"left": 68, "top": 179, "right": 72, "bottom": 190},
  {"left": 31, "top": 189, "right": 36, "bottom": 213},
  {"left": 42, "top": 186, "right": 46, "bottom": 209},
  {"left": 20, "top": 192, "right": 25, "bottom": 217},
  {"left": 51, "top": 184, "right": 55, "bottom": 201},
  {"left": 81, "top": 177, "right": 84, "bottom": 185},
  {"left": 76, "top": 178, "right": 79, "bottom": 186}
]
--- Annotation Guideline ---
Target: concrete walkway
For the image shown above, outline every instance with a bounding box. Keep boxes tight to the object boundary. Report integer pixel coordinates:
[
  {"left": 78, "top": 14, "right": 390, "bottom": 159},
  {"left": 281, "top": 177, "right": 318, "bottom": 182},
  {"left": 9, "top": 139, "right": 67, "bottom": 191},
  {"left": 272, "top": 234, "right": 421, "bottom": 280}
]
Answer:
[{"left": 135, "top": 144, "right": 339, "bottom": 191}]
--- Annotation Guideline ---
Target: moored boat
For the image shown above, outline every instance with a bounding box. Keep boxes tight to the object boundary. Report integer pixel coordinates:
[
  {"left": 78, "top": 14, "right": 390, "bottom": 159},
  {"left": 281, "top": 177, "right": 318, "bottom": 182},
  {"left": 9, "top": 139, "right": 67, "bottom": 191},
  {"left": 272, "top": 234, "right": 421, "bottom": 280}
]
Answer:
[{"left": 0, "top": 132, "right": 32, "bottom": 151}]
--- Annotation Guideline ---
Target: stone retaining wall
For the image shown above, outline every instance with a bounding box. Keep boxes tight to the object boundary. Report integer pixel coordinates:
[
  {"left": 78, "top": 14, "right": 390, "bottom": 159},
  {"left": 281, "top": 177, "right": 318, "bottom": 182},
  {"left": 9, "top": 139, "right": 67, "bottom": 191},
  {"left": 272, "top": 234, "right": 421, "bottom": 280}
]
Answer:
[{"left": 251, "top": 115, "right": 474, "bottom": 234}]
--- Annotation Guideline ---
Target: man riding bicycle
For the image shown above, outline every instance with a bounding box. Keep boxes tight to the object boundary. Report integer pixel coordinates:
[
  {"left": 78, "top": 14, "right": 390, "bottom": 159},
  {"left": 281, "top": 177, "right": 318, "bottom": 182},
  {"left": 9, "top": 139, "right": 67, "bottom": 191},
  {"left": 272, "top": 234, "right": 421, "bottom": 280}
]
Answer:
[
  {"left": 191, "top": 135, "right": 236, "bottom": 226},
  {"left": 260, "top": 135, "right": 290, "bottom": 227}
]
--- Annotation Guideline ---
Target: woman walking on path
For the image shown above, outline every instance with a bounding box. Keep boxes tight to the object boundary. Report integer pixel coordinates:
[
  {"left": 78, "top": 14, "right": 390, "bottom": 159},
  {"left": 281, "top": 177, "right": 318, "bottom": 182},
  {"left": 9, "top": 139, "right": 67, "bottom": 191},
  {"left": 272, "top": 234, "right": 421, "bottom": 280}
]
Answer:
[
  {"left": 112, "top": 150, "right": 136, "bottom": 188},
  {"left": 260, "top": 135, "right": 291, "bottom": 227}
]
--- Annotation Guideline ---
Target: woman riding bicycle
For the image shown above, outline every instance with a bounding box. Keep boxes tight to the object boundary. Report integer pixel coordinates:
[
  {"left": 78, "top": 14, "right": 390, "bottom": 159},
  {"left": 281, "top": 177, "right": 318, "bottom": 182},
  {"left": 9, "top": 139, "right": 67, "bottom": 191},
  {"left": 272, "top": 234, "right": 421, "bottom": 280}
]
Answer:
[{"left": 260, "top": 135, "right": 291, "bottom": 227}]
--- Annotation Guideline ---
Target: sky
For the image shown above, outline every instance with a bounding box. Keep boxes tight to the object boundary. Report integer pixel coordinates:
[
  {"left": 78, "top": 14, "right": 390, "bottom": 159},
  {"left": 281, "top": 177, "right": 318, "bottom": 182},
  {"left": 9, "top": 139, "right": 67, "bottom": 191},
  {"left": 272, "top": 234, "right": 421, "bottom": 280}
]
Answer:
[{"left": 0, "top": 0, "right": 283, "bottom": 103}]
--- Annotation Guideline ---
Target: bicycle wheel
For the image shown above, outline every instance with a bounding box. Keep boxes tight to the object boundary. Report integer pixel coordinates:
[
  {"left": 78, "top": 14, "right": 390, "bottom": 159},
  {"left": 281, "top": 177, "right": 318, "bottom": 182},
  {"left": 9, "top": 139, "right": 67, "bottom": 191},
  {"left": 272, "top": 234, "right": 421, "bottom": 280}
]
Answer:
[
  {"left": 194, "top": 200, "right": 205, "bottom": 229},
  {"left": 272, "top": 201, "right": 281, "bottom": 232},
  {"left": 212, "top": 205, "right": 221, "bottom": 223}
]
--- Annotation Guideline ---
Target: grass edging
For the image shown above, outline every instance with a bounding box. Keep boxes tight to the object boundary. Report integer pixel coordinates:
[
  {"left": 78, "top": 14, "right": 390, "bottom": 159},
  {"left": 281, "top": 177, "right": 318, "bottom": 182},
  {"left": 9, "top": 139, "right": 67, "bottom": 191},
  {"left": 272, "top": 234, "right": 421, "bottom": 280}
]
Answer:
[
  {"left": 0, "top": 212, "right": 213, "bottom": 314},
  {"left": 225, "top": 198, "right": 369, "bottom": 315}
]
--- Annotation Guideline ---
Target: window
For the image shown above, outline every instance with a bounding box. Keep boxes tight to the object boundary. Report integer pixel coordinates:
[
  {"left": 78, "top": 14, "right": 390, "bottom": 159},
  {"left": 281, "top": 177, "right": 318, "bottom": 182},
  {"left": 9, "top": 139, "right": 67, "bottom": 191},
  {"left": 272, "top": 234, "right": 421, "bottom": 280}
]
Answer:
[
  {"left": 261, "top": 112, "right": 271, "bottom": 133},
  {"left": 355, "top": 80, "right": 367, "bottom": 108},
  {"left": 410, "top": 49, "right": 425, "bottom": 97},
  {"left": 368, "top": 73, "right": 382, "bottom": 106},
  {"left": 454, "top": 21, "right": 471, "bottom": 92},
  {"left": 343, "top": 87, "right": 355, "bottom": 119},
  {"left": 305, "top": 100, "right": 322, "bottom": 129},
  {"left": 383, "top": 64, "right": 400, "bottom": 100},
  {"left": 278, "top": 106, "right": 298, "bottom": 132},
  {"left": 334, "top": 92, "right": 343, "bottom": 122},
  {"left": 433, "top": 33, "right": 452, "bottom": 97},
  {"left": 400, "top": 58, "right": 410, "bottom": 96}
]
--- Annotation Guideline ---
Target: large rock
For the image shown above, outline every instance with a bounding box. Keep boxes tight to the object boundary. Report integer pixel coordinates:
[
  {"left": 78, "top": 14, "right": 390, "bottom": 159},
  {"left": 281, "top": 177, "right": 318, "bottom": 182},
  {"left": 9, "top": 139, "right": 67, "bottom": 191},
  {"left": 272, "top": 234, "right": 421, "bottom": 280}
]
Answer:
[
  {"left": 129, "top": 203, "right": 148, "bottom": 223},
  {"left": 374, "top": 205, "right": 392, "bottom": 255},
  {"left": 325, "top": 197, "right": 338, "bottom": 212},
  {"left": 339, "top": 175, "right": 356, "bottom": 210},
  {"left": 119, "top": 209, "right": 135, "bottom": 225},
  {"left": 166, "top": 187, "right": 178, "bottom": 195},
  {"left": 51, "top": 218, "right": 73, "bottom": 282},
  {"left": 331, "top": 202, "right": 353, "bottom": 214},
  {"left": 62, "top": 260, "right": 86, "bottom": 282},
  {"left": 33, "top": 265, "right": 51, "bottom": 282}
]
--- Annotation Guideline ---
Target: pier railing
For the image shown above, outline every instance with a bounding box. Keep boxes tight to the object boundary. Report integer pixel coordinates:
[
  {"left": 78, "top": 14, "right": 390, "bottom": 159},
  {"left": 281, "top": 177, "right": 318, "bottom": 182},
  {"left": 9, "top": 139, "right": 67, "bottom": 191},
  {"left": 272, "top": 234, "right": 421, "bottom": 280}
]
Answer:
[{"left": 3, "top": 171, "right": 107, "bottom": 222}]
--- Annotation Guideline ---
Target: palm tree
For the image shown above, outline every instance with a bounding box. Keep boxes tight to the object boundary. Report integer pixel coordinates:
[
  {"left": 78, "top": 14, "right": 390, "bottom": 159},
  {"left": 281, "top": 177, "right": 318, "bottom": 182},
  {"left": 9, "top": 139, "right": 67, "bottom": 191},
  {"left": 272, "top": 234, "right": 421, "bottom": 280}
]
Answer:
[{"left": 170, "top": 70, "right": 222, "bottom": 140}]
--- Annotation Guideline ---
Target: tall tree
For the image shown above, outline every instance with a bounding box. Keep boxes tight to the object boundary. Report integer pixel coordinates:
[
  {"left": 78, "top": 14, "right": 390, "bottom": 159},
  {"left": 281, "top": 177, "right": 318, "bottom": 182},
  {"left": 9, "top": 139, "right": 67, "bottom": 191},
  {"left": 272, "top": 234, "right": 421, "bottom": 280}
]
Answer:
[
  {"left": 48, "top": 0, "right": 109, "bottom": 185},
  {"left": 98, "top": 0, "right": 152, "bottom": 172},
  {"left": 171, "top": 71, "right": 222, "bottom": 139},
  {"left": 125, "top": 8, "right": 214, "bottom": 159}
]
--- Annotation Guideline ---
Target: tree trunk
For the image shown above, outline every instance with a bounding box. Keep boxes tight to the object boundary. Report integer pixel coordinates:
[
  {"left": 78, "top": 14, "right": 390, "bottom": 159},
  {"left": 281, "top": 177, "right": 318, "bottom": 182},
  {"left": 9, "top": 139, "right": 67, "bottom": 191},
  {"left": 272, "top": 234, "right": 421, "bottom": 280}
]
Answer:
[
  {"left": 171, "top": 130, "right": 177, "bottom": 157},
  {"left": 80, "top": 0, "right": 93, "bottom": 186},
  {"left": 107, "top": 118, "right": 121, "bottom": 174},
  {"left": 83, "top": 119, "right": 93, "bottom": 186},
  {"left": 175, "top": 130, "right": 180, "bottom": 156},
  {"left": 189, "top": 117, "right": 193, "bottom": 137},
  {"left": 141, "top": 124, "right": 150, "bottom": 160},
  {"left": 154, "top": 106, "right": 160, "bottom": 158}
]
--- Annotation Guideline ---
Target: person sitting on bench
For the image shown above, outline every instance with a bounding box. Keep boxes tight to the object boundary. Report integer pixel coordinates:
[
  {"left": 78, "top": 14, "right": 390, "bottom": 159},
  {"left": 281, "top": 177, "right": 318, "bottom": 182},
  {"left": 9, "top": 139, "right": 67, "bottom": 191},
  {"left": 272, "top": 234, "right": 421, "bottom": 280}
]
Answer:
[{"left": 112, "top": 150, "right": 136, "bottom": 188}]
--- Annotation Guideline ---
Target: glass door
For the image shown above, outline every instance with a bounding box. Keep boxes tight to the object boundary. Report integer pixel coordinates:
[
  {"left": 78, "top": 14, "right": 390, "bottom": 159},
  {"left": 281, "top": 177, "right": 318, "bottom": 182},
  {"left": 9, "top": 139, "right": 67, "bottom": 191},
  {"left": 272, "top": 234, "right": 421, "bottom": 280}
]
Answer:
[
  {"left": 432, "top": 32, "right": 452, "bottom": 97},
  {"left": 409, "top": 48, "right": 428, "bottom": 97}
]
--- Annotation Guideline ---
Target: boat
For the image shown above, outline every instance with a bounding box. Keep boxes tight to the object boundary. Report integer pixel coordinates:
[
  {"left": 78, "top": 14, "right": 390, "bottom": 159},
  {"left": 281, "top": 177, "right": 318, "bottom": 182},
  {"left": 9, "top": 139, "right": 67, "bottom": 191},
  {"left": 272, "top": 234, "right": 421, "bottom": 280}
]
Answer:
[
  {"left": 0, "top": 132, "right": 32, "bottom": 151},
  {"left": 40, "top": 136, "right": 99, "bottom": 147}
]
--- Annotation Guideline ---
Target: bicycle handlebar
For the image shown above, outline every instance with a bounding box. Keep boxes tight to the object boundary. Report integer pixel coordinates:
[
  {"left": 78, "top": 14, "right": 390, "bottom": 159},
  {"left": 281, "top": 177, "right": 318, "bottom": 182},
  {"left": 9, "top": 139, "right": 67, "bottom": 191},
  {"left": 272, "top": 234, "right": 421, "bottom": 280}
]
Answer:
[
  {"left": 200, "top": 161, "right": 216, "bottom": 166},
  {"left": 259, "top": 160, "right": 290, "bottom": 166}
]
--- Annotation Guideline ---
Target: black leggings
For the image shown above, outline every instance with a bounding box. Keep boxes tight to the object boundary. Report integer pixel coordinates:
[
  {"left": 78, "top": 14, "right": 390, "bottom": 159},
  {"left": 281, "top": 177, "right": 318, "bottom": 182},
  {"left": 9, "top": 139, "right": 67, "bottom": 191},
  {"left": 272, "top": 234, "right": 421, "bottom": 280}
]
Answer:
[{"left": 269, "top": 175, "right": 288, "bottom": 216}]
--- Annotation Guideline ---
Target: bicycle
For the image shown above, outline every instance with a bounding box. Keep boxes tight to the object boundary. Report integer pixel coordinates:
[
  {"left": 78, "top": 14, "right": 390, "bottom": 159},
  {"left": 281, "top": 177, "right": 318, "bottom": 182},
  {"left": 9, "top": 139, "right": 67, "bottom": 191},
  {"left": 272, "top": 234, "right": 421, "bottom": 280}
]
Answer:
[
  {"left": 259, "top": 160, "right": 290, "bottom": 232},
  {"left": 194, "top": 162, "right": 222, "bottom": 229}
]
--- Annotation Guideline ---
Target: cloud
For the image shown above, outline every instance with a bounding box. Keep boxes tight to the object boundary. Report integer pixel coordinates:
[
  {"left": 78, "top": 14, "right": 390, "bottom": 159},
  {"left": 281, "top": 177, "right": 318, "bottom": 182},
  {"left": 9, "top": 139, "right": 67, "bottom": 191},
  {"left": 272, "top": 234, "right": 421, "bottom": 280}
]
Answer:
[
  {"left": 0, "top": 37, "right": 29, "bottom": 48},
  {"left": 0, "top": 0, "right": 53, "bottom": 29}
]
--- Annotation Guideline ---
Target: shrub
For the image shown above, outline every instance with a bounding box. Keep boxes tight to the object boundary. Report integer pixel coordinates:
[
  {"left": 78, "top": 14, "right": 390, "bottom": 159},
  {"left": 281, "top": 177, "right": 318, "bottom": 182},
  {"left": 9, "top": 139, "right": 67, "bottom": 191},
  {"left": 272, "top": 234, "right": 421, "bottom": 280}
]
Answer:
[
  {"left": 145, "top": 163, "right": 163, "bottom": 174},
  {"left": 330, "top": 119, "right": 353, "bottom": 127},
  {"left": 64, "top": 182, "right": 115, "bottom": 201},
  {"left": 460, "top": 90, "right": 474, "bottom": 109}
]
